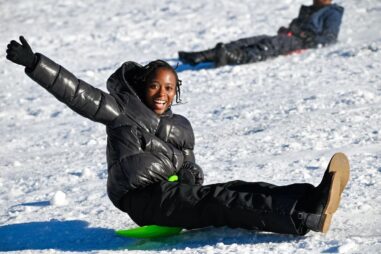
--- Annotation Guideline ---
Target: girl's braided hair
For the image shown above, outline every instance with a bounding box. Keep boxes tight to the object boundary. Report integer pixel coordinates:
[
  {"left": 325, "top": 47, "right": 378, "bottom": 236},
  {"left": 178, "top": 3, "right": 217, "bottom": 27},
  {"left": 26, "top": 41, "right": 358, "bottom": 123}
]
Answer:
[{"left": 133, "top": 60, "right": 182, "bottom": 103}]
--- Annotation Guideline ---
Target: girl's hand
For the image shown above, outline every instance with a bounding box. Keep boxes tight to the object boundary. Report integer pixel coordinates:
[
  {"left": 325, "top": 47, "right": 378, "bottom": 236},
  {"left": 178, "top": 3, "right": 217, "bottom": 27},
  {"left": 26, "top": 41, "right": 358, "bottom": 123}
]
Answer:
[{"left": 6, "top": 36, "right": 37, "bottom": 69}]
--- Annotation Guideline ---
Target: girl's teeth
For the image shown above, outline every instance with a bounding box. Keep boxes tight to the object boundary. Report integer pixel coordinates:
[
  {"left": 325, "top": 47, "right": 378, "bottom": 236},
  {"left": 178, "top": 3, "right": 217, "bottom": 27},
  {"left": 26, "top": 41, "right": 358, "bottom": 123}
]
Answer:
[{"left": 155, "top": 100, "right": 166, "bottom": 104}]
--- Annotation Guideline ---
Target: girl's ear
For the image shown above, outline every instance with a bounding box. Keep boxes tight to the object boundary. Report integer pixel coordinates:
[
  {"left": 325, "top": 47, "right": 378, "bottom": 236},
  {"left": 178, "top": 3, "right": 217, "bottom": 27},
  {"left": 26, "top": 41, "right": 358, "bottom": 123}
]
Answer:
[{"left": 175, "top": 80, "right": 182, "bottom": 103}]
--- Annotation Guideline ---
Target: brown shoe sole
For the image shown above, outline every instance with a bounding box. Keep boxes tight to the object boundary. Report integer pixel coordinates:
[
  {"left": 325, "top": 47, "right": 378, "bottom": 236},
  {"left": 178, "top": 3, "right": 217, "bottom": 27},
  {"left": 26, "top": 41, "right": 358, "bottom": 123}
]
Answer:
[{"left": 320, "top": 152, "right": 350, "bottom": 233}]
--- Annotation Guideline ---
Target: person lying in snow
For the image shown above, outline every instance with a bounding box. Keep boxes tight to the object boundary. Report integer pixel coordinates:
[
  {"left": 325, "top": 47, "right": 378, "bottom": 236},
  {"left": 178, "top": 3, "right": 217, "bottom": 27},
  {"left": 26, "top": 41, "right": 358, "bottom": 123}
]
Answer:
[
  {"left": 178, "top": 0, "right": 344, "bottom": 67},
  {"left": 6, "top": 36, "right": 350, "bottom": 235}
]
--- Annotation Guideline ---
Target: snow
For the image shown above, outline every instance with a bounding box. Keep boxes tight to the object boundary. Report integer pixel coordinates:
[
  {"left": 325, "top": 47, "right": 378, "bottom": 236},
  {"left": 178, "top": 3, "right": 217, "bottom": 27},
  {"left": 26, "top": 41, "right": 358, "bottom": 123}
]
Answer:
[
  {"left": 50, "top": 191, "right": 69, "bottom": 207},
  {"left": 1, "top": 0, "right": 381, "bottom": 253}
]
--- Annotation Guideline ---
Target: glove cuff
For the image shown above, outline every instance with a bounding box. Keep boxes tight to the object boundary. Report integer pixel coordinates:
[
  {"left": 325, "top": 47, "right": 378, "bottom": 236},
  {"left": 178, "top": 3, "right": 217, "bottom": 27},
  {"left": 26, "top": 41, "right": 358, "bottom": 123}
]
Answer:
[{"left": 25, "top": 54, "right": 38, "bottom": 72}]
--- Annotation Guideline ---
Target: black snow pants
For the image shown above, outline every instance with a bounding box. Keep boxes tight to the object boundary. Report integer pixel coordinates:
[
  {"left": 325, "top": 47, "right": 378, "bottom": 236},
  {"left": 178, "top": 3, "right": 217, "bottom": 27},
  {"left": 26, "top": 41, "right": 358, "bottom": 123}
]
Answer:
[
  {"left": 225, "top": 34, "right": 304, "bottom": 63},
  {"left": 121, "top": 180, "right": 315, "bottom": 235}
]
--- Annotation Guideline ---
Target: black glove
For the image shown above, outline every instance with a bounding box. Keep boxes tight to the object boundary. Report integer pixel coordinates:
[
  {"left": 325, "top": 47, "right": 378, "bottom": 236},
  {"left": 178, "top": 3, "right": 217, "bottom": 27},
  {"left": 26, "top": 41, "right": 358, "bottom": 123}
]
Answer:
[
  {"left": 297, "top": 31, "right": 316, "bottom": 48},
  {"left": 177, "top": 161, "right": 204, "bottom": 185},
  {"left": 6, "top": 36, "right": 37, "bottom": 70}
]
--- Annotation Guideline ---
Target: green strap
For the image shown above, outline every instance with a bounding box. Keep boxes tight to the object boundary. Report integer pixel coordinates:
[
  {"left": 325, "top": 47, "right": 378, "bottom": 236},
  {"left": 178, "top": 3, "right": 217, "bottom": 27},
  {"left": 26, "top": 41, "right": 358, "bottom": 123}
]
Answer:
[{"left": 168, "top": 175, "right": 178, "bottom": 182}]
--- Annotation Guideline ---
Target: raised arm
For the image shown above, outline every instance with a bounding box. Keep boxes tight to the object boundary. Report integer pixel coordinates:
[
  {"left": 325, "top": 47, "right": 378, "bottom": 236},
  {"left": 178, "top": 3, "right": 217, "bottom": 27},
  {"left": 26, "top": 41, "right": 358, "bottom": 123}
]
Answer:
[{"left": 6, "top": 36, "right": 121, "bottom": 125}]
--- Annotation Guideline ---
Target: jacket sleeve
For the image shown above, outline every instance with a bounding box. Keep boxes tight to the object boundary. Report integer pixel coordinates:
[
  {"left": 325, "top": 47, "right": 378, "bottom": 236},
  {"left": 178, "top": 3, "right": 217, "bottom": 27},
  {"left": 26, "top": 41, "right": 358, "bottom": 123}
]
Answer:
[
  {"left": 313, "top": 9, "right": 343, "bottom": 46},
  {"left": 25, "top": 53, "right": 121, "bottom": 125},
  {"left": 141, "top": 132, "right": 203, "bottom": 185},
  {"left": 183, "top": 148, "right": 195, "bottom": 163}
]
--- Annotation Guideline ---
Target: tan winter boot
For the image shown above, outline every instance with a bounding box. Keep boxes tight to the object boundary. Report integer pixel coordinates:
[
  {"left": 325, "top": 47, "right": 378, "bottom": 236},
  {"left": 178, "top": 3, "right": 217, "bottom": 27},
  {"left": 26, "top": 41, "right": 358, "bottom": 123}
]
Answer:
[{"left": 299, "top": 152, "right": 350, "bottom": 233}]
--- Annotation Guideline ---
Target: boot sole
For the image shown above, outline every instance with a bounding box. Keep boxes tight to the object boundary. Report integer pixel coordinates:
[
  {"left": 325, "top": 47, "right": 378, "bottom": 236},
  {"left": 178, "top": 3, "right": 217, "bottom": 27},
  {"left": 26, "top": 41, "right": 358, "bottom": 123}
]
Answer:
[{"left": 320, "top": 152, "right": 350, "bottom": 233}]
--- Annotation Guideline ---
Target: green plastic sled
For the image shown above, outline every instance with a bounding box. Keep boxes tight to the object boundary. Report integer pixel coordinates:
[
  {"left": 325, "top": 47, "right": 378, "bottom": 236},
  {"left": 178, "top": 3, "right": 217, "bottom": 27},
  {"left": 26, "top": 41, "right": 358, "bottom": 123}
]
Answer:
[
  {"left": 115, "top": 175, "right": 182, "bottom": 239},
  {"left": 115, "top": 225, "right": 182, "bottom": 239}
]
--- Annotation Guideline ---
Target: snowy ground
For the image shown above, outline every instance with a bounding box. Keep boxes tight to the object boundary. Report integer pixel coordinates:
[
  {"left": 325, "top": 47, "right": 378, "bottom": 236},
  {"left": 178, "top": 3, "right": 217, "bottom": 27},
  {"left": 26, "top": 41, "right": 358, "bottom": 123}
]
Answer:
[{"left": 1, "top": 0, "right": 381, "bottom": 253}]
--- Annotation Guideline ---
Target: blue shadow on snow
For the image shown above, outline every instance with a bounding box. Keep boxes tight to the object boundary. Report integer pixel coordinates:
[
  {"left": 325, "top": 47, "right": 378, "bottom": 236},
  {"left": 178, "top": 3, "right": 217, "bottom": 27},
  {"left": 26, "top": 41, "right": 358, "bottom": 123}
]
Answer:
[
  {"left": 20, "top": 201, "right": 50, "bottom": 207},
  {"left": 160, "top": 58, "right": 215, "bottom": 72},
  {"left": 0, "top": 220, "right": 133, "bottom": 252},
  {"left": 175, "top": 62, "right": 215, "bottom": 72}
]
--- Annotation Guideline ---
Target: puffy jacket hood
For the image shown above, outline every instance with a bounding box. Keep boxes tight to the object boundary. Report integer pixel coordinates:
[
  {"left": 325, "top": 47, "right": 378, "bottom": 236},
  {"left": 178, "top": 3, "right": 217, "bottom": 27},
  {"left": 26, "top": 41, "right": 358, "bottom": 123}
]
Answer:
[
  {"left": 300, "top": 4, "right": 344, "bottom": 34},
  {"left": 106, "top": 61, "right": 145, "bottom": 99}
]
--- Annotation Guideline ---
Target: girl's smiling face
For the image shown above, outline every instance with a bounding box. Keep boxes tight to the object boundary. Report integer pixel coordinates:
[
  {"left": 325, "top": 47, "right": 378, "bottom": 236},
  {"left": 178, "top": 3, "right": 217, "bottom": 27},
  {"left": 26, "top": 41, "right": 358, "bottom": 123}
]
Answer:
[{"left": 144, "top": 67, "right": 177, "bottom": 115}]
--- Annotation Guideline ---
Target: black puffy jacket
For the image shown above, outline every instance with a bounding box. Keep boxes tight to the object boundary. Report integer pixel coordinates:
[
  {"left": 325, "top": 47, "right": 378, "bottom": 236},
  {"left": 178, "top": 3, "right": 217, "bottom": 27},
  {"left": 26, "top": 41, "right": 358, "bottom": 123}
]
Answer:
[{"left": 26, "top": 54, "right": 197, "bottom": 209}]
